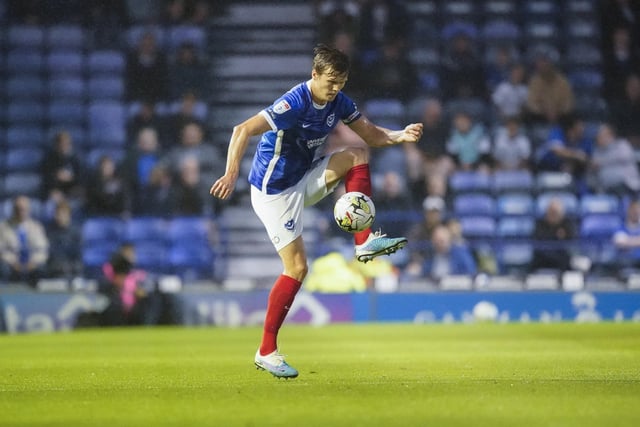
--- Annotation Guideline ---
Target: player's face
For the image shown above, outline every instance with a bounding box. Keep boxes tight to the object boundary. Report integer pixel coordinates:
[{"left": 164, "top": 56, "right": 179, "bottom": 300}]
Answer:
[{"left": 312, "top": 69, "right": 347, "bottom": 103}]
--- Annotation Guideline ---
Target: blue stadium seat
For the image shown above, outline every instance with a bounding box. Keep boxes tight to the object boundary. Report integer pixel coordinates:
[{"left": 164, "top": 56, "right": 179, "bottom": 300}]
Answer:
[
  {"left": 167, "top": 25, "right": 206, "bottom": 51},
  {"left": 496, "top": 242, "right": 533, "bottom": 274},
  {"left": 363, "top": 98, "right": 405, "bottom": 122},
  {"left": 453, "top": 193, "right": 496, "bottom": 217},
  {"left": 482, "top": 20, "right": 520, "bottom": 43},
  {"left": 46, "top": 25, "right": 85, "bottom": 50},
  {"left": 82, "top": 242, "right": 120, "bottom": 278},
  {"left": 49, "top": 77, "right": 86, "bottom": 100},
  {"left": 536, "top": 192, "right": 579, "bottom": 217},
  {"left": 524, "top": 22, "right": 559, "bottom": 44},
  {"left": 81, "top": 217, "right": 125, "bottom": 245},
  {"left": 2, "top": 172, "right": 43, "bottom": 198},
  {"left": 8, "top": 25, "right": 45, "bottom": 49},
  {"left": 5, "top": 148, "right": 44, "bottom": 173},
  {"left": 449, "top": 171, "right": 491, "bottom": 194},
  {"left": 566, "top": 43, "right": 602, "bottom": 67},
  {"left": 7, "top": 126, "right": 46, "bottom": 148},
  {"left": 497, "top": 194, "right": 535, "bottom": 216},
  {"left": 441, "top": 21, "right": 479, "bottom": 40},
  {"left": 169, "top": 242, "right": 214, "bottom": 279},
  {"left": 7, "top": 102, "right": 45, "bottom": 124},
  {"left": 442, "top": 1, "right": 478, "bottom": 21},
  {"left": 536, "top": 172, "right": 574, "bottom": 192},
  {"left": 492, "top": 170, "right": 534, "bottom": 194},
  {"left": 7, "top": 51, "right": 45, "bottom": 74},
  {"left": 523, "top": 0, "right": 557, "bottom": 18},
  {"left": 48, "top": 101, "right": 86, "bottom": 127},
  {"left": 7, "top": 77, "right": 45, "bottom": 99},
  {"left": 168, "top": 217, "right": 213, "bottom": 244},
  {"left": 133, "top": 242, "right": 170, "bottom": 273},
  {"left": 46, "top": 51, "right": 85, "bottom": 75},
  {"left": 568, "top": 70, "right": 603, "bottom": 94},
  {"left": 88, "top": 77, "right": 125, "bottom": 100},
  {"left": 126, "top": 25, "right": 165, "bottom": 49},
  {"left": 459, "top": 216, "right": 496, "bottom": 239},
  {"left": 579, "top": 194, "right": 620, "bottom": 216},
  {"left": 88, "top": 102, "right": 126, "bottom": 146},
  {"left": 482, "top": 1, "right": 517, "bottom": 18},
  {"left": 88, "top": 50, "right": 126, "bottom": 74},
  {"left": 497, "top": 216, "right": 535, "bottom": 238},
  {"left": 125, "top": 217, "right": 168, "bottom": 244},
  {"left": 580, "top": 214, "right": 623, "bottom": 239}
]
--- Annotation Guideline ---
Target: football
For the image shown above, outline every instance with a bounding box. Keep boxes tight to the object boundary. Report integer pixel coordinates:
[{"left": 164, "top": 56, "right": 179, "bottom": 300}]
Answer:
[{"left": 334, "top": 191, "right": 376, "bottom": 233}]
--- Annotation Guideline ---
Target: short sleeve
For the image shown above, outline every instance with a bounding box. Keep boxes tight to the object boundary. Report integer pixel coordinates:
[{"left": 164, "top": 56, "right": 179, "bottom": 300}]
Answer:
[
  {"left": 261, "top": 91, "right": 304, "bottom": 131},
  {"left": 337, "top": 93, "right": 361, "bottom": 125}
]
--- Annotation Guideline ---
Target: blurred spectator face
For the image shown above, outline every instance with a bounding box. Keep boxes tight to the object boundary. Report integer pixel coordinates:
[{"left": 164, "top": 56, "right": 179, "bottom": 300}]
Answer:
[
  {"left": 12, "top": 196, "right": 31, "bottom": 222},
  {"left": 612, "top": 27, "right": 630, "bottom": 53},
  {"left": 333, "top": 32, "right": 354, "bottom": 56},
  {"left": 509, "top": 63, "right": 525, "bottom": 84},
  {"left": 453, "top": 112, "right": 472, "bottom": 134},
  {"left": 177, "top": 43, "right": 197, "bottom": 64},
  {"left": 626, "top": 74, "right": 640, "bottom": 101},
  {"left": 137, "top": 127, "right": 159, "bottom": 152},
  {"left": 432, "top": 225, "right": 452, "bottom": 254},
  {"left": 381, "top": 171, "right": 403, "bottom": 198},
  {"left": 427, "top": 174, "right": 447, "bottom": 197},
  {"left": 99, "top": 156, "right": 116, "bottom": 178},
  {"left": 446, "top": 218, "right": 463, "bottom": 242},
  {"left": 422, "top": 99, "right": 443, "bottom": 127},
  {"left": 545, "top": 199, "right": 565, "bottom": 225},
  {"left": 139, "top": 33, "right": 157, "bottom": 56},
  {"left": 54, "top": 202, "right": 72, "bottom": 228},
  {"left": 627, "top": 201, "right": 640, "bottom": 224},
  {"left": 181, "top": 123, "right": 203, "bottom": 146},
  {"left": 191, "top": 0, "right": 211, "bottom": 24},
  {"left": 180, "top": 93, "right": 197, "bottom": 114},
  {"left": 55, "top": 131, "right": 73, "bottom": 154},
  {"left": 166, "top": 0, "right": 185, "bottom": 21},
  {"left": 452, "top": 34, "right": 471, "bottom": 55},
  {"left": 139, "top": 102, "right": 156, "bottom": 120},
  {"left": 505, "top": 117, "right": 520, "bottom": 137},
  {"left": 596, "top": 124, "right": 615, "bottom": 148},
  {"left": 149, "top": 164, "right": 172, "bottom": 187},
  {"left": 180, "top": 156, "right": 200, "bottom": 186},
  {"left": 566, "top": 120, "right": 585, "bottom": 143}
]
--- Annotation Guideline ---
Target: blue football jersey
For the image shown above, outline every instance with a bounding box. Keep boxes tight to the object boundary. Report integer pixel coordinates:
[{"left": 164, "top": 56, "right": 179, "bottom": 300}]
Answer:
[{"left": 249, "top": 81, "right": 361, "bottom": 194}]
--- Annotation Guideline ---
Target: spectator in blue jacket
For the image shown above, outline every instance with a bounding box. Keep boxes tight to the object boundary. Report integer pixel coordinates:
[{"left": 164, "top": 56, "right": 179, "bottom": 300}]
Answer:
[{"left": 422, "top": 225, "right": 476, "bottom": 280}]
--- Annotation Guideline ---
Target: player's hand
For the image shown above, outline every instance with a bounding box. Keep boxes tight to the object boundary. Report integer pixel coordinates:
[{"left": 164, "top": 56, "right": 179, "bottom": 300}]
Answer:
[
  {"left": 400, "top": 123, "right": 423, "bottom": 144},
  {"left": 210, "top": 174, "right": 237, "bottom": 200}
]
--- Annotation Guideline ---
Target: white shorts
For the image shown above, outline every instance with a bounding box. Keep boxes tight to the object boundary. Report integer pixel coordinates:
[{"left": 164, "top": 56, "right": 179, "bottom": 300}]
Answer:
[{"left": 251, "top": 156, "right": 337, "bottom": 252}]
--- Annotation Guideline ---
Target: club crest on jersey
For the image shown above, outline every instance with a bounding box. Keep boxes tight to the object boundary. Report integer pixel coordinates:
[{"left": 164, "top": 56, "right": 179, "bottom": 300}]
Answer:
[
  {"left": 273, "top": 100, "right": 291, "bottom": 114},
  {"left": 326, "top": 113, "right": 335, "bottom": 127},
  {"left": 284, "top": 219, "right": 295, "bottom": 230}
]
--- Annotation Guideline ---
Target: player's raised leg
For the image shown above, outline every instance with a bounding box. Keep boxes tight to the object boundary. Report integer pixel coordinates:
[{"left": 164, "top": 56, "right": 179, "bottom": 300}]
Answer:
[{"left": 326, "top": 149, "right": 408, "bottom": 263}]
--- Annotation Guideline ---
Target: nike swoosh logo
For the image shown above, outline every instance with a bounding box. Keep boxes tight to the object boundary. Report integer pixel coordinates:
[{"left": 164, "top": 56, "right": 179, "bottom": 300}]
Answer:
[{"left": 302, "top": 123, "right": 312, "bottom": 128}]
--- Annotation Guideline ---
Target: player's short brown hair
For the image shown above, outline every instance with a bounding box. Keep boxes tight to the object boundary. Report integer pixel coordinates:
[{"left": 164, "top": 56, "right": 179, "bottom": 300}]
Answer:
[{"left": 313, "top": 44, "right": 350, "bottom": 77}]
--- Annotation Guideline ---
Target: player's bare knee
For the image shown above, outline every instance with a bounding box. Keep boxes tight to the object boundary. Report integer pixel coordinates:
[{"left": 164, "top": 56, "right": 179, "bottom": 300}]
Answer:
[
  {"left": 347, "top": 147, "right": 369, "bottom": 167},
  {"left": 286, "top": 263, "right": 308, "bottom": 281}
]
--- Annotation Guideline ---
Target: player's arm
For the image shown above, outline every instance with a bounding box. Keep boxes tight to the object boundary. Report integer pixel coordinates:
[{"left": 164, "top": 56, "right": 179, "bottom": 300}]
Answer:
[
  {"left": 347, "top": 115, "right": 423, "bottom": 148},
  {"left": 210, "top": 114, "right": 271, "bottom": 200}
]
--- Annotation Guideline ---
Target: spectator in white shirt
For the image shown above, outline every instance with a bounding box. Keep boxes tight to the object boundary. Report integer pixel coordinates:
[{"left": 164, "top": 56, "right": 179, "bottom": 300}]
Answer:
[
  {"left": 492, "top": 115, "right": 532, "bottom": 171},
  {"left": 492, "top": 63, "right": 528, "bottom": 119}
]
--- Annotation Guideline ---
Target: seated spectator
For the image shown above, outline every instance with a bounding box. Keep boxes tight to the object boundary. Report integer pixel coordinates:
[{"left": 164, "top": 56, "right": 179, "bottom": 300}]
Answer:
[
  {"left": 364, "top": 36, "right": 418, "bottom": 101},
  {"left": 404, "top": 98, "right": 454, "bottom": 201},
  {"left": 125, "top": 31, "right": 168, "bottom": 103},
  {"left": 85, "top": 155, "right": 131, "bottom": 217},
  {"left": 357, "top": 0, "right": 410, "bottom": 50},
  {"left": 440, "top": 31, "right": 488, "bottom": 101},
  {"left": 589, "top": 123, "right": 640, "bottom": 196},
  {"left": 0, "top": 196, "right": 49, "bottom": 287},
  {"left": 330, "top": 31, "right": 366, "bottom": 100},
  {"left": 421, "top": 225, "right": 477, "bottom": 281},
  {"left": 135, "top": 164, "right": 174, "bottom": 217},
  {"left": 610, "top": 73, "right": 640, "bottom": 148},
  {"left": 42, "top": 130, "right": 84, "bottom": 201},
  {"left": 405, "top": 196, "right": 446, "bottom": 275},
  {"left": 315, "top": 1, "right": 361, "bottom": 44},
  {"left": 165, "top": 92, "right": 206, "bottom": 146},
  {"left": 122, "top": 127, "right": 162, "bottom": 209},
  {"left": 374, "top": 171, "right": 414, "bottom": 237},
  {"left": 127, "top": 101, "right": 163, "bottom": 144},
  {"left": 535, "top": 114, "right": 593, "bottom": 192},
  {"left": 492, "top": 62, "right": 528, "bottom": 119},
  {"left": 603, "top": 26, "right": 640, "bottom": 101},
  {"left": 169, "top": 155, "right": 210, "bottom": 216},
  {"left": 525, "top": 47, "right": 574, "bottom": 124},
  {"left": 485, "top": 44, "right": 518, "bottom": 90},
  {"left": 446, "top": 111, "right": 492, "bottom": 171},
  {"left": 169, "top": 42, "right": 209, "bottom": 100},
  {"left": 492, "top": 115, "right": 532, "bottom": 171},
  {"left": 530, "top": 198, "right": 575, "bottom": 273},
  {"left": 613, "top": 199, "right": 640, "bottom": 270},
  {"left": 162, "top": 121, "right": 222, "bottom": 188},
  {"left": 45, "top": 199, "right": 81, "bottom": 279}
]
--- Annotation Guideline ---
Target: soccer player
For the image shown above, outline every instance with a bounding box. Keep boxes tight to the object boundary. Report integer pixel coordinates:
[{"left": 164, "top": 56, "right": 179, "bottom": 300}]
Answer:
[{"left": 210, "top": 45, "right": 423, "bottom": 378}]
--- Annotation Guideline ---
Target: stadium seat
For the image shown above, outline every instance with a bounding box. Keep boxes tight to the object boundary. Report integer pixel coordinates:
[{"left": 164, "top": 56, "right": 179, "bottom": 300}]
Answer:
[
  {"left": 82, "top": 242, "right": 120, "bottom": 278},
  {"left": 441, "top": 21, "right": 479, "bottom": 41},
  {"left": 88, "top": 50, "right": 126, "bottom": 74},
  {"left": 6, "top": 51, "right": 45, "bottom": 74},
  {"left": 125, "top": 217, "right": 168, "bottom": 244},
  {"left": 453, "top": 193, "right": 496, "bottom": 217},
  {"left": 168, "top": 217, "right": 213, "bottom": 244},
  {"left": 496, "top": 194, "right": 535, "bottom": 216},
  {"left": 48, "top": 101, "right": 86, "bottom": 127},
  {"left": 5, "top": 148, "right": 44, "bottom": 173},
  {"left": 126, "top": 25, "right": 165, "bottom": 49},
  {"left": 459, "top": 216, "right": 496, "bottom": 239},
  {"left": 88, "top": 102, "right": 126, "bottom": 147},
  {"left": 167, "top": 25, "right": 206, "bottom": 51},
  {"left": 2, "top": 172, "right": 43, "bottom": 198},
  {"left": 579, "top": 194, "right": 620, "bottom": 216},
  {"left": 580, "top": 214, "right": 623, "bottom": 239},
  {"left": 442, "top": 1, "right": 478, "bottom": 21},
  {"left": 46, "top": 51, "right": 85, "bottom": 75},
  {"left": 523, "top": 22, "right": 559, "bottom": 44},
  {"left": 565, "top": 43, "right": 602, "bottom": 67},
  {"left": 363, "top": 98, "right": 405, "bottom": 123},
  {"left": 7, "top": 126, "right": 46, "bottom": 148},
  {"left": 8, "top": 25, "right": 45, "bottom": 49},
  {"left": 49, "top": 77, "right": 86, "bottom": 100},
  {"left": 81, "top": 217, "right": 125, "bottom": 245},
  {"left": 536, "top": 172, "right": 574, "bottom": 192},
  {"left": 492, "top": 170, "right": 534, "bottom": 194},
  {"left": 7, "top": 77, "right": 45, "bottom": 99},
  {"left": 88, "top": 77, "right": 125, "bottom": 100},
  {"left": 133, "top": 242, "right": 170, "bottom": 273},
  {"left": 482, "top": 20, "right": 520, "bottom": 43},
  {"left": 497, "top": 216, "right": 535, "bottom": 238},
  {"left": 496, "top": 242, "right": 534, "bottom": 274},
  {"left": 46, "top": 25, "right": 85, "bottom": 50},
  {"left": 169, "top": 242, "right": 215, "bottom": 279},
  {"left": 482, "top": 1, "right": 517, "bottom": 18},
  {"left": 536, "top": 192, "right": 579, "bottom": 217},
  {"left": 523, "top": 0, "right": 557, "bottom": 18},
  {"left": 7, "top": 102, "right": 45, "bottom": 125},
  {"left": 449, "top": 171, "right": 491, "bottom": 194}
]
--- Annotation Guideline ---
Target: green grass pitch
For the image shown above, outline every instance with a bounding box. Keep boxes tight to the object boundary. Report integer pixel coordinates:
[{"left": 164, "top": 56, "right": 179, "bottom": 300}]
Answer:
[{"left": 1, "top": 323, "right": 639, "bottom": 427}]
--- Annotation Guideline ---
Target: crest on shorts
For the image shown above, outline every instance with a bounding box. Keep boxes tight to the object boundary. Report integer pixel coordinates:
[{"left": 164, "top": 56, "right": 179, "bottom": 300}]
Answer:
[
  {"left": 273, "top": 100, "right": 291, "bottom": 114},
  {"left": 284, "top": 219, "right": 295, "bottom": 231},
  {"left": 326, "top": 113, "right": 335, "bottom": 127}
]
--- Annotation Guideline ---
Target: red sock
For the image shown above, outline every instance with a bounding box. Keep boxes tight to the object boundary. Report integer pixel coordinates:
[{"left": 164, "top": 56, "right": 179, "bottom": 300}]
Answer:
[
  {"left": 259, "top": 274, "right": 302, "bottom": 355},
  {"left": 345, "top": 164, "right": 372, "bottom": 245}
]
